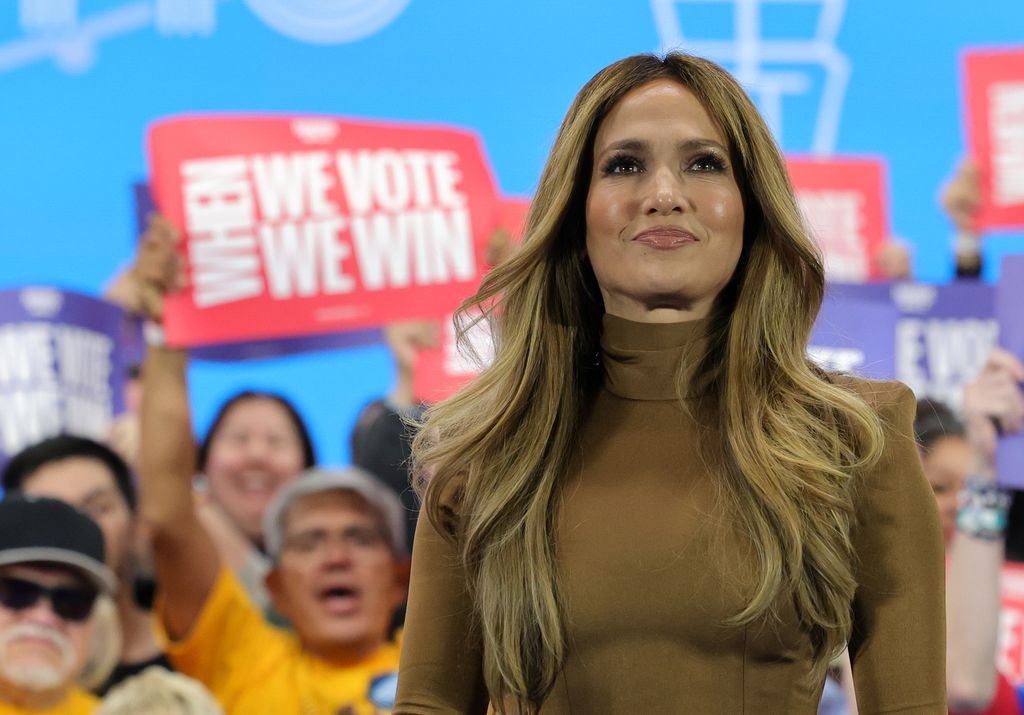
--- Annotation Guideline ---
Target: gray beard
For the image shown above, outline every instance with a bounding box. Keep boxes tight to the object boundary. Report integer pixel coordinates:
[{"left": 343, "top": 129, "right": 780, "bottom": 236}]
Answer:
[{"left": 0, "top": 624, "right": 75, "bottom": 692}]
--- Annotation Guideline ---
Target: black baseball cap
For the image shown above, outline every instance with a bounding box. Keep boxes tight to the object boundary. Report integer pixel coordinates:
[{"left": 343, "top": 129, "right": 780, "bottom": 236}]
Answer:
[{"left": 0, "top": 496, "right": 116, "bottom": 595}]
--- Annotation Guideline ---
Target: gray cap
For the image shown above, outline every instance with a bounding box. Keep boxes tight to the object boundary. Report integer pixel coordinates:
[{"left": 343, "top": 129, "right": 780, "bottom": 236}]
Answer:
[{"left": 263, "top": 467, "right": 409, "bottom": 560}]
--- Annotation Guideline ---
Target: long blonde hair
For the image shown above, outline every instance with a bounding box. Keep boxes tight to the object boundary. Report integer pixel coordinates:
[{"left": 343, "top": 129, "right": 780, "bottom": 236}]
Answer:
[{"left": 413, "top": 52, "right": 884, "bottom": 710}]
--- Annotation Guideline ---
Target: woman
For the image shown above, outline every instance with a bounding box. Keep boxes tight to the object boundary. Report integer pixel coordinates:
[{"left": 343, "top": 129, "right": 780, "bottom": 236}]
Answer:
[{"left": 394, "top": 53, "right": 946, "bottom": 713}]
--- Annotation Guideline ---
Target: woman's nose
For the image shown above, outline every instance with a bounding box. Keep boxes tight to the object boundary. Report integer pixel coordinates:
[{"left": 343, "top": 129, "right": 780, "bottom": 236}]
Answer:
[
  {"left": 642, "top": 168, "right": 689, "bottom": 215},
  {"left": 243, "top": 439, "right": 271, "bottom": 463}
]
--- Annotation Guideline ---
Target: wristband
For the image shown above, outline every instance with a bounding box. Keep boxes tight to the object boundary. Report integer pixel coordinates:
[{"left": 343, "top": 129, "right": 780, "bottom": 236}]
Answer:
[
  {"left": 953, "top": 229, "right": 980, "bottom": 256},
  {"left": 956, "top": 476, "right": 1010, "bottom": 541},
  {"left": 143, "top": 320, "right": 166, "bottom": 348}
]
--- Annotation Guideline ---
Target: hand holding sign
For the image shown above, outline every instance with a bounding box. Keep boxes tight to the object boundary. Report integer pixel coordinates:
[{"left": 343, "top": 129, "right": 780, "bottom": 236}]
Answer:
[
  {"left": 963, "top": 348, "right": 1024, "bottom": 477},
  {"left": 941, "top": 158, "right": 982, "bottom": 233},
  {"left": 133, "top": 214, "right": 186, "bottom": 322},
  {"left": 940, "top": 158, "right": 985, "bottom": 277}
]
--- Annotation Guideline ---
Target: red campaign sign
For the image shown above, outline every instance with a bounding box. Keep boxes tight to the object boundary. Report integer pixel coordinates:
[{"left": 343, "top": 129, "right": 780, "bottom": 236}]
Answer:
[
  {"left": 413, "top": 196, "right": 530, "bottom": 403},
  {"left": 786, "top": 157, "right": 890, "bottom": 284},
  {"left": 964, "top": 48, "right": 1024, "bottom": 230},
  {"left": 147, "top": 115, "right": 502, "bottom": 348},
  {"left": 999, "top": 562, "right": 1024, "bottom": 685}
]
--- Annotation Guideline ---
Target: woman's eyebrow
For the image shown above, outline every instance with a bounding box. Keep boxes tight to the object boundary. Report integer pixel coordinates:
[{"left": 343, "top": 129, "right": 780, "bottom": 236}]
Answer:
[
  {"left": 598, "top": 137, "right": 727, "bottom": 154},
  {"left": 678, "top": 138, "right": 727, "bottom": 152},
  {"left": 599, "top": 138, "right": 648, "bottom": 154},
  {"left": 81, "top": 485, "right": 118, "bottom": 505}
]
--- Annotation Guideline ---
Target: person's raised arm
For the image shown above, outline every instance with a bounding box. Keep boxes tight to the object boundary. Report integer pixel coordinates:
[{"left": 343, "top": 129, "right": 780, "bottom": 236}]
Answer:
[
  {"left": 383, "top": 321, "right": 438, "bottom": 412},
  {"left": 847, "top": 380, "right": 947, "bottom": 714},
  {"left": 946, "top": 348, "right": 1024, "bottom": 712},
  {"left": 135, "top": 215, "right": 221, "bottom": 640},
  {"left": 941, "top": 158, "right": 983, "bottom": 279}
]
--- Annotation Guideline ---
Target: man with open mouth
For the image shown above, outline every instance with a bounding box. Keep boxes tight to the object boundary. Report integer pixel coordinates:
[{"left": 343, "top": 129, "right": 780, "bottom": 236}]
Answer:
[{"left": 139, "top": 405, "right": 410, "bottom": 715}]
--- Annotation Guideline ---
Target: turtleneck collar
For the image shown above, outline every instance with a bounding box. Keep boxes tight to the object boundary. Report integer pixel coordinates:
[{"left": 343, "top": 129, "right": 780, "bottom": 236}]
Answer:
[{"left": 600, "top": 313, "right": 712, "bottom": 401}]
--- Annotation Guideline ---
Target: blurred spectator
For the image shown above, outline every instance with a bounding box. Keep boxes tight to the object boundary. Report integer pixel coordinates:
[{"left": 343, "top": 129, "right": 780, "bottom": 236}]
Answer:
[
  {"left": 833, "top": 351, "right": 1024, "bottom": 715},
  {"left": 97, "top": 666, "right": 223, "bottom": 715},
  {"left": 917, "top": 348, "right": 1024, "bottom": 714},
  {"left": 350, "top": 226, "right": 518, "bottom": 556},
  {"left": 1, "top": 436, "right": 171, "bottom": 694},
  {"left": 351, "top": 321, "right": 437, "bottom": 555},
  {"left": 874, "top": 239, "right": 913, "bottom": 281},
  {"left": 119, "top": 214, "right": 317, "bottom": 616},
  {"left": 140, "top": 453, "right": 407, "bottom": 710},
  {"left": 191, "top": 389, "right": 316, "bottom": 616},
  {"left": 135, "top": 212, "right": 407, "bottom": 710},
  {"left": 0, "top": 496, "right": 117, "bottom": 713},
  {"left": 77, "top": 595, "right": 122, "bottom": 695}
]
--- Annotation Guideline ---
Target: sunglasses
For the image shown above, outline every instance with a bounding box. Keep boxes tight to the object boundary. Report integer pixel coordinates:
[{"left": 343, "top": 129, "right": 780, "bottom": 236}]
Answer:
[{"left": 0, "top": 576, "right": 98, "bottom": 623}]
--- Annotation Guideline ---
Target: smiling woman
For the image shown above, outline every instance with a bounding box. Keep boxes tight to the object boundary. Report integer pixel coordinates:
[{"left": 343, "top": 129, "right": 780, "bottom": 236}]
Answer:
[
  {"left": 395, "top": 53, "right": 947, "bottom": 714},
  {"left": 585, "top": 79, "right": 744, "bottom": 322}
]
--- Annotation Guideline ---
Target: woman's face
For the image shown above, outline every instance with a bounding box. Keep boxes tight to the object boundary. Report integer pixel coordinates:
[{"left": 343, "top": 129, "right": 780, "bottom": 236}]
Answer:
[
  {"left": 586, "top": 79, "right": 745, "bottom": 322},
  {"left": 204, "top": 398, "right": 306, "bottom": 544}
]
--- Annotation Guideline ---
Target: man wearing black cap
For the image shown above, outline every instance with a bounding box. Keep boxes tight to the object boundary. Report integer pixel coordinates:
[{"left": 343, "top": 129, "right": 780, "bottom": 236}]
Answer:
[
  {"left": 2, "top": 435, "right": 170, "bottom": 693},
  {"left": 0, "top": 496, "right": 116, "bottom": 713}
]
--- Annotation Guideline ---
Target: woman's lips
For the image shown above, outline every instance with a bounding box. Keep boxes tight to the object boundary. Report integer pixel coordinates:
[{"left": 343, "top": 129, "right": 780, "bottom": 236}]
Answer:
[{"left": 632, "top": 227, "right": 699, "bottom": 248}]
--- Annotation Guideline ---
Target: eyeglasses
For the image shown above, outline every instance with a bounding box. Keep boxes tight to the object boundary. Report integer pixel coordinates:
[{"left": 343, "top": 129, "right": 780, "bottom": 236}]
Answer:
[
  {"left": 283, "top": 526, "right": 389, "bottom": 555},
  {"left": 0, "top": 576, "right": 98, "bottom": 623}
]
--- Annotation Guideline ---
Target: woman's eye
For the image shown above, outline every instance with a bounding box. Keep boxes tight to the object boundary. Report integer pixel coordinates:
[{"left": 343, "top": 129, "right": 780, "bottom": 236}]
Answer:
[
  {"left": 689, "top": 153, "right": 727, "bottom": 172},
  {"left": 601, "top": 154, "right": 644, "bottom": 176}
]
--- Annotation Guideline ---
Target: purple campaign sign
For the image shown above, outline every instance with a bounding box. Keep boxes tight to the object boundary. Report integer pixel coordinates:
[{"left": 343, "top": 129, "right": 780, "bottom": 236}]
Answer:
[
  {"left": 120, "top": 315, "right": 383, "bottom": 364},
  {"left": 809, "top": 294, "right": 899, "bottom": 380},
  {"left": 996, "top": 256, "right": 1024, "bottom": 489},
  {"left": 0, "top": 287, "right": 126, "bottom": 464},
  {"left": 131, "top": 181, "right": 386, "bottom": 362},
  {"left": 132, "top": 181, "right": 156, "bottom": 238},
  {"left": 831, "top": 282, "right": 998, "bottom": 411},
  {"left": 190, "top": 325, "right": 384, "bottom": 361}
]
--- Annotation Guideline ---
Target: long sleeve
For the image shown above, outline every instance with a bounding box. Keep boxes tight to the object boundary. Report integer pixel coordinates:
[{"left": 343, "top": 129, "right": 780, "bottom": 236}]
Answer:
[
  {"left": 846, "top": 380, "right": 947, "bottom": 714},
  {"left": 394, "top": 507, "right": 490, "bottom": 714}
]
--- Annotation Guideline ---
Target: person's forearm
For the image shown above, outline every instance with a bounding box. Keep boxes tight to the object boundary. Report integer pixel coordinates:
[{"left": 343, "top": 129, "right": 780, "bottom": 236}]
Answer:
[
  {"left": 389, "top": 371, "right": 416, "bottom": 410},
  {"left": 139, "top": 346, "right": 198, "bottom": 532},
  {"left": 946, "top": 469, "right": 1004, "bottom": 711},
  {"left": 139, "top": 344, "right": 222, "bottom": 639}
]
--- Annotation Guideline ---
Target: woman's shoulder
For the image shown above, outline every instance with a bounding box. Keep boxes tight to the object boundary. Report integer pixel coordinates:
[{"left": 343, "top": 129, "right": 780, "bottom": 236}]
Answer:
[{"left": 825, "top": 373, "right": 916, "bottom": 427}]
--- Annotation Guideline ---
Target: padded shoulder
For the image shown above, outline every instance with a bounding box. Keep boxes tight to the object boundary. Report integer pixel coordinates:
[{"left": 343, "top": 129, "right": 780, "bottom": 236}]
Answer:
[{"left": 828, "top": 374, "right": 915, "bottom": 425}]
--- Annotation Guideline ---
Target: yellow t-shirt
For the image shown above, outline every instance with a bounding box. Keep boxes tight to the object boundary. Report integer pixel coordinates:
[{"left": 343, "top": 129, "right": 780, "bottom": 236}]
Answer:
[
  {"left": 160, "top": 568, "right": 400, "bottom": 715},
  {"left": 0, "top": 689, "right": 96, "bottom": 714}
]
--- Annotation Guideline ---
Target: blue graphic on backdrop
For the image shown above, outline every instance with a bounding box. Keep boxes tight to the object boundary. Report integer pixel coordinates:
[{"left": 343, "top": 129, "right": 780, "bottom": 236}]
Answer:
[
  {"left": 244, "top": 0, "right": 411, "bottom": 45},
  {"left": 4, "top": 0, "right": 410, "bottom": 74},
  {"left": 651, "top": 0, "right": 848, "bottom": 155}
]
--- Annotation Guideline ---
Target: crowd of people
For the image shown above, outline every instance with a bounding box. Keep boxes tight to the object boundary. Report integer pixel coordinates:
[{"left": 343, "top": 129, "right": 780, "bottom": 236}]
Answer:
[{"left": 0, "top": 50, "right": 1021, "bottom": 714}]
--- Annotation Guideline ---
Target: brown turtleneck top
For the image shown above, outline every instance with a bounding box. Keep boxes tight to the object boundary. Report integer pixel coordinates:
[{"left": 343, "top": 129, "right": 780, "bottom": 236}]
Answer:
[{"left": 395, "top": 315, "right": 946, "bottom": 714}]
